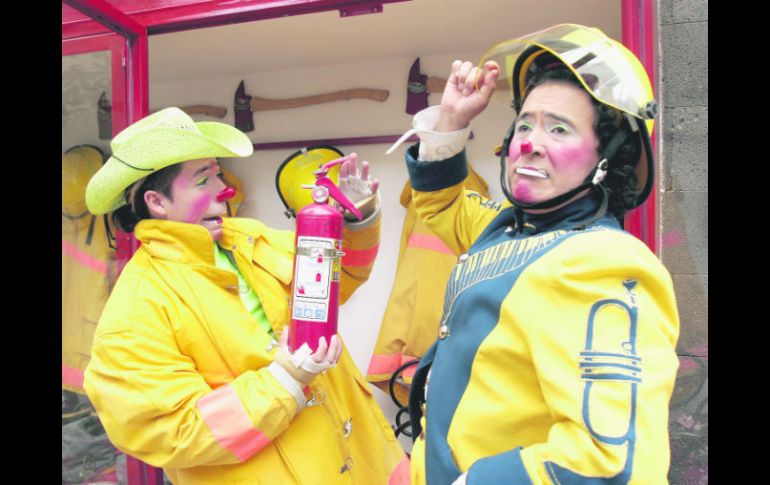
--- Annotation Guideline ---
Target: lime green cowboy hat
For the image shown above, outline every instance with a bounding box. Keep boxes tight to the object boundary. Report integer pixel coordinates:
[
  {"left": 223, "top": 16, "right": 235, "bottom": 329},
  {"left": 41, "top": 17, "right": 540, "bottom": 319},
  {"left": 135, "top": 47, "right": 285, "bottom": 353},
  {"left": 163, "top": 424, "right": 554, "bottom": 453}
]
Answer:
[{"left": 85, "top": 107, "right": 254, "bottom": 215}]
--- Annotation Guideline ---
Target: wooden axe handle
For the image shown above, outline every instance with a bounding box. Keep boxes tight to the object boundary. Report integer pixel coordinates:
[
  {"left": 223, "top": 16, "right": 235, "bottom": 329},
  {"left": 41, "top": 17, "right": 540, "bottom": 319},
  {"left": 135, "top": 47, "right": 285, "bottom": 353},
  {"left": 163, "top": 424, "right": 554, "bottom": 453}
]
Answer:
[
  {"left": 426, "top": 77, "right": 510, "bottom": 94},
  {"left": 151, "top": 105, "right": 228, "bottom": 118},
  {"left": 250, "top": 88, "right": 389, "bottom": 111},
  {"left": 426, "top": 77, "right": 448, "bottom": 93},
  {"left": 181, "top": 105, "right": 227, "bottom": 118}
]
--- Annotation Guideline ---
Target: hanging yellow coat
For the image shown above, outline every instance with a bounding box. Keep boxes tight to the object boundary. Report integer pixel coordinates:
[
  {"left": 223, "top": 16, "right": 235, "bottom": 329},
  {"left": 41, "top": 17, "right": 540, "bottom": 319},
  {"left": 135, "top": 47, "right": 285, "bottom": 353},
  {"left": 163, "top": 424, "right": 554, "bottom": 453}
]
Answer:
[
  {"left": 366, "top": 166, "right": 490, "bottom": 404},
  {"left": 84, "top": 217, "right": 405, "bottom": 485},
  {"left": 62, "top": 213, "right": 115, "bottom": 393},
  {"left": 62, "top": 145, "right": 115, "bottom": 394}
]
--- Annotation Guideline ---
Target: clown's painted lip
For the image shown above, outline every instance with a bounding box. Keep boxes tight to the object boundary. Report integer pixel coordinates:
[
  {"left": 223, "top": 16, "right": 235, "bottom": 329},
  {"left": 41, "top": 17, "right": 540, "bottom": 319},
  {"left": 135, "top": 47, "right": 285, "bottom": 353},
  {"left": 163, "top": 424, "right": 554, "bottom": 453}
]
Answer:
[
  {"left": 203, "top": 215, "right": 224, "bottom": 224},
  {"left": 515, "top": 167, "right": 548, "bottom": 179}
]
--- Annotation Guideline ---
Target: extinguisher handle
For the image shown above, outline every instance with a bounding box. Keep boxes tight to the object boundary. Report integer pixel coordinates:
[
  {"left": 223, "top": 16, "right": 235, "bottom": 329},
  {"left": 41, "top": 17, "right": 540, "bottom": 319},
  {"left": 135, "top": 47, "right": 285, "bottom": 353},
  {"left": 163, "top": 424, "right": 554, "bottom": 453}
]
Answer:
[
  {"left": 316, "top": 177, "right": 363, "bottom": 220},
  {"left": 318, "top": 154, "right": 357, "bottom": 174}
]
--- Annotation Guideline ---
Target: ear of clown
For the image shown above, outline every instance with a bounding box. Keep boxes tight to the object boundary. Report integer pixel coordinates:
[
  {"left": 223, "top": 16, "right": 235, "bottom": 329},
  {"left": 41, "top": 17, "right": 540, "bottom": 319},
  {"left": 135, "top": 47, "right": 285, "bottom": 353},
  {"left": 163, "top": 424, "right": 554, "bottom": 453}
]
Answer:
[{"left": 144, "top": 190, "right": 169, "bottom": 219}]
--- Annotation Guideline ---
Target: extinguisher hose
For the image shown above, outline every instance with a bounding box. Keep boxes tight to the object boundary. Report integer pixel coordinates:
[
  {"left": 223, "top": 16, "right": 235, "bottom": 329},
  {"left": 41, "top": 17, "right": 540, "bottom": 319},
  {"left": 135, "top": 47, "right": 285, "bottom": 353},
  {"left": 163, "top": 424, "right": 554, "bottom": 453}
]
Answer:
[{"left": 389, "top": 359, "right": 420, "bottom": 439}]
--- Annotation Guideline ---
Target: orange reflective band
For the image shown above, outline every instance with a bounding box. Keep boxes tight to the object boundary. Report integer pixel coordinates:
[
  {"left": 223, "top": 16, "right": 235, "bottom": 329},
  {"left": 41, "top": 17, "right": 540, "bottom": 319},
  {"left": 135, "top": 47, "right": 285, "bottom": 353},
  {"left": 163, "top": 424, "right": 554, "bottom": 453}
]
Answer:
[
  {"left": 197, "top": 385, "right": 271, "bottom": 461},
  {"left": 342, "top": 244, "right": 379, "bottom": 267},
  {"left": 388, "top": 455, "right": 411, "bottom": 485},
  {"left": 367, "top": 353, "right": 419, "bottom": 379},
  {"left": 62, "top": 240, "right": 108, "bottom": 274},
  {"left": 406, "top": 233, "right": 454, "bottom": 255},
  {"left": 62, "top": 364, "right": 84, "bottom": 389}
]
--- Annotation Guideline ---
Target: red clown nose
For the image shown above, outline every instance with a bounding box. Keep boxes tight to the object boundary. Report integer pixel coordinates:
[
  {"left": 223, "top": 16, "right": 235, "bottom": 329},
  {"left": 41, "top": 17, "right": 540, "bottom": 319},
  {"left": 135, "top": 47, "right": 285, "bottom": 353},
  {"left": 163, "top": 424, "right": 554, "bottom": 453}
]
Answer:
[
  {"left": 520, "top": 140, "right": 533, "bottom": 154},
  {"left": 216, "top": 186, "right": 237, "bottom": 202}
]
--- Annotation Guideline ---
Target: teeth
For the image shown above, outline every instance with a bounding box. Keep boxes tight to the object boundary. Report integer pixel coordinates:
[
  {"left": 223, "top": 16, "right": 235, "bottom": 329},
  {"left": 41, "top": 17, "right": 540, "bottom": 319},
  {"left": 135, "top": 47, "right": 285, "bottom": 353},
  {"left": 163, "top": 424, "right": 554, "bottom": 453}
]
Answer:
[{"left": 515, "top": 167, "right": 548, "bottom": 179}]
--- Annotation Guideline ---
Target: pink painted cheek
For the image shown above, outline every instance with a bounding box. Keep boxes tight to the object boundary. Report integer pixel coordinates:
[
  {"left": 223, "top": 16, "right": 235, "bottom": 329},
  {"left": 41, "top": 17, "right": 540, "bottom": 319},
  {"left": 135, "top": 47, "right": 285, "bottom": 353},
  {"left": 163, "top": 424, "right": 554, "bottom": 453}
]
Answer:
[
  {"left": 547, "top": 140, "right": 598, "bottom": 172},
  {"left": 185, "top": 194, "right": 213, "bottom": 224},
  {"left": 507, "top": 140, "right": 521, "bottom": 163}
]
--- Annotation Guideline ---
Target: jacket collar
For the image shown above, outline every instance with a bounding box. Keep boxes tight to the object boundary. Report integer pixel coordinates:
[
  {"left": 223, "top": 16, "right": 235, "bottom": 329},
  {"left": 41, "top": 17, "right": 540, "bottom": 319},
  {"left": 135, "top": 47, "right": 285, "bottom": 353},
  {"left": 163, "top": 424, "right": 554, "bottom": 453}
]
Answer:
[
  {"left": 135, "top": 218, "right": 265, "bottom": 266},
  {"left": 513, "top": 191, "right": 610, "bottom": 235}
]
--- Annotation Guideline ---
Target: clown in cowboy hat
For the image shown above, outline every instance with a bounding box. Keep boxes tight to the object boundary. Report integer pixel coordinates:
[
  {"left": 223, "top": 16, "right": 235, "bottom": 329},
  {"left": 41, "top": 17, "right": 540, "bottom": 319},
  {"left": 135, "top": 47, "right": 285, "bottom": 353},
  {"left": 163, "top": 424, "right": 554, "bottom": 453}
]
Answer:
[
  {"left": 82, "top": 107, "right": 406, "bottom": 485},
  {"left": 387, "top": 24, "right": 680, "bottom": 485}
]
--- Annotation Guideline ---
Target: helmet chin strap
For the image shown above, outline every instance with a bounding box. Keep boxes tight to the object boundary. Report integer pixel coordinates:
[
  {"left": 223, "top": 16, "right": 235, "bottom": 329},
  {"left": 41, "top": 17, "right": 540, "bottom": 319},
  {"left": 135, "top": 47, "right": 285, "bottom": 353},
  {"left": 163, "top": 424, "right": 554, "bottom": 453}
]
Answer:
[{"left": 499, "top": 124, "right": 629, "bottom": 212}]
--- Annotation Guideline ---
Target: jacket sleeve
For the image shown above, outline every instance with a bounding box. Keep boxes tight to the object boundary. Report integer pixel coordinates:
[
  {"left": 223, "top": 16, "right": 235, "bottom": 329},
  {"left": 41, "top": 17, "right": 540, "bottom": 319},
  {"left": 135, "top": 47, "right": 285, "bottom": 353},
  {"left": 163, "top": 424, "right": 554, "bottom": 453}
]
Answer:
[
  {"left": 339, "top": 200, "right": 382, "bottom": 303},
  {"left": 465, "top": 231, "right": 680, "bottom": 484},
  {"left": 83, "top": 286, "right": 301, "bottom": 469},
  {"left": 406, "top": 144, "right": 503, "bottom": 255}
]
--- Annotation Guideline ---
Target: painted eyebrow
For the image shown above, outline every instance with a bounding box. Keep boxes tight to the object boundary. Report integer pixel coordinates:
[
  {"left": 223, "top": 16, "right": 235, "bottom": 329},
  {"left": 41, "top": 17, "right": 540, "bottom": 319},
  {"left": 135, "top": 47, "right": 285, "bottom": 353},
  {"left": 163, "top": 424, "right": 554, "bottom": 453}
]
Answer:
[
  {"left": 518, "top": 111, "right": 576, "bottom": 127},
  {"left": 193, "top": 162, "right": 220, "bottom": 177}
]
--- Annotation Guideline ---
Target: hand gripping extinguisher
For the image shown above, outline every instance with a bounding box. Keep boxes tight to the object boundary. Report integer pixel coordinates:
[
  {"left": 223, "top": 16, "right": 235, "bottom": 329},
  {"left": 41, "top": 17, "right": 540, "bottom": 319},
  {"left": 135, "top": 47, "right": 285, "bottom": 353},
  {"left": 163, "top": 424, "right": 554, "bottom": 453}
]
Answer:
[{"left": 289, "top": 155, "right": 363, "bottom": 352}]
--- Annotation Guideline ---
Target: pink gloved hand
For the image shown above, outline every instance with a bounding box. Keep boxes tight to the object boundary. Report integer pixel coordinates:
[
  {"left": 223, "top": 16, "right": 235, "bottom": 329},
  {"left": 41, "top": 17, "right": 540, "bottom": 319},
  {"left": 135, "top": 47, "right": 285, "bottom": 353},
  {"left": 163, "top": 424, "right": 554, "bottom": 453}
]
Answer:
[{"left": 338, "top": 153, "right": 380, "bottom": 220}]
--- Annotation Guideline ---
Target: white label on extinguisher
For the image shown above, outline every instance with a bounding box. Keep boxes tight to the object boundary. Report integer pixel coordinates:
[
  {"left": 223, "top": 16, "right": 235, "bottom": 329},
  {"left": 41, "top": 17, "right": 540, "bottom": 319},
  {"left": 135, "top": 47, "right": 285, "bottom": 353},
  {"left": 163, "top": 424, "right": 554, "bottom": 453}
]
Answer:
[{"left": 293, "top": 237, "right": 334, "bottom": 321}]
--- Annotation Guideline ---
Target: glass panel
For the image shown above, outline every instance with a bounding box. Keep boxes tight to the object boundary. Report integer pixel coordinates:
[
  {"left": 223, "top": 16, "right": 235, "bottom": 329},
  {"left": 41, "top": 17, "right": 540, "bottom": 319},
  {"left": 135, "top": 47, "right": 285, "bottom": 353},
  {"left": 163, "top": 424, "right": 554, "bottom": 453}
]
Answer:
[{"left": 62, "top": 49, "right": 125, "bottom": 485}]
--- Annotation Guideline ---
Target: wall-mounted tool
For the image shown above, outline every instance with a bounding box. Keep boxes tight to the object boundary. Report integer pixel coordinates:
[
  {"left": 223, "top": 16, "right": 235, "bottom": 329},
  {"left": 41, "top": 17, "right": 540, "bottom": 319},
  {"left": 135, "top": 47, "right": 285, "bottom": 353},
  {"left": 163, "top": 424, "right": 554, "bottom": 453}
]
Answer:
[
  {"left": 406, "top": 58, "right": 448, "bottom": 114},
  {"left": 96, "top": 92, "right": 226, "bottom": 140},
  {"left": 234, "top": 80, "right": 390, "bottom": 132},
  {"left": 153, "top": 105, "right": 227, "bottom": 118},
  {"left": 405, "top": 57, "right": 509, "bottom": 114},
  {"left": 98, "top": 92, "right": 112, "bottom": 140}
]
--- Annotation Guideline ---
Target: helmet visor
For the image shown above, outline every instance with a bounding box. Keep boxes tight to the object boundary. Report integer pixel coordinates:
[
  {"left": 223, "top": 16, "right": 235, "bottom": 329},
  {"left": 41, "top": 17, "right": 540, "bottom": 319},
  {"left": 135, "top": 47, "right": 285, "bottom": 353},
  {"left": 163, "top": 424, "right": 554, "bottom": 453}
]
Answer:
[{"left": 477, "top": 23, "right": 654, "bottom": 122}]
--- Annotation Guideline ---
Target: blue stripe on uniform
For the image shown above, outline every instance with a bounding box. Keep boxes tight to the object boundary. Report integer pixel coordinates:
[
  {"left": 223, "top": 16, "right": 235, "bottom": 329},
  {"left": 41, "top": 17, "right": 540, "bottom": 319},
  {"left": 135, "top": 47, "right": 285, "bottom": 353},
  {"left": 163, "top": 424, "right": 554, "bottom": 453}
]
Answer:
[{"left": 424, "top": 227, "right": 584, "bottom": 485}]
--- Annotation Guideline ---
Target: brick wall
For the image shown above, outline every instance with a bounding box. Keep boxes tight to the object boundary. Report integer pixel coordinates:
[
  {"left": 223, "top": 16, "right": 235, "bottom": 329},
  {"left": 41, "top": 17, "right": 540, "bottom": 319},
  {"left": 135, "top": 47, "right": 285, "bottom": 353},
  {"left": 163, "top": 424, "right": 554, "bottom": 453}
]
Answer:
[{"left": 658, "top": 1, "right": 708, "bottom": 483}]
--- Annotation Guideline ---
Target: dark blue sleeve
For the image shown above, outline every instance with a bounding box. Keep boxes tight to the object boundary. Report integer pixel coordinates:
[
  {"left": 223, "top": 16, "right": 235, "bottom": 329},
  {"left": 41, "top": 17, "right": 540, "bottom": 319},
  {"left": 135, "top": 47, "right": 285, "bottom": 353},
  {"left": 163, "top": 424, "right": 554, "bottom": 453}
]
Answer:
[
  {"left": 405, "top": 143, "right": 469, "bottom": 192},
  {"left": 466, "top": 448, "right": 534, "bottom": 485}
]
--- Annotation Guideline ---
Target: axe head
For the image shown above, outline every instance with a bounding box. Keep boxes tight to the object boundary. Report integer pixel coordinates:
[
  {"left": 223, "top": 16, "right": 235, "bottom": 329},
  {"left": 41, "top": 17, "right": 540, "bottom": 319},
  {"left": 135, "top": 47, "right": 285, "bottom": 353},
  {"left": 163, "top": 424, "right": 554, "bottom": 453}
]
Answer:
[
  {"left": 234, "top": 80, "right": 254, "bottom": 133},
  {"left": 97, "top": 91, "right": 112, "bottom": 140},
  {"left": 406, "top": 58, "right": 428, "bottom": 115}
]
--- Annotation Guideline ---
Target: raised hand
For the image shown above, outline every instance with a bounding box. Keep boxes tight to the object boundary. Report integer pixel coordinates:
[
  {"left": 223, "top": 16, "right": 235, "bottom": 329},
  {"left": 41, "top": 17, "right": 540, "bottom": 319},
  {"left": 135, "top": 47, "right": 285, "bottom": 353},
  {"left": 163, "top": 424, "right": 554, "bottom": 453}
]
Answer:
[
  {"left": 337, "top": 154, "right": 380, "bottom": 219},
  {"left": 436, "top": 60, "right": 500, "bottom": 133}
]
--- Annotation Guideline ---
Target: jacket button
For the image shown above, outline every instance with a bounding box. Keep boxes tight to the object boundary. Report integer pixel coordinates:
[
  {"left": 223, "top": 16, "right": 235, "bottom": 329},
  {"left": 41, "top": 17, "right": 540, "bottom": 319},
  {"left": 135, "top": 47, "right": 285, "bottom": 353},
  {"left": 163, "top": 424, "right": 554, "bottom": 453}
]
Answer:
[
  {"left": 247, "top": 237, "right": 254, "bottom": 243},
  {"left": 339, "top": 457, "right": 353, "bottom": 474},
  {"left": 438, "top": 325, "right": 449, "bottom": 339},
  {"left": 458, "top": 253, "right": 469, "bottom": 263},
  {"left": 342, "top": 419, "right": 352, "bottom": 438}
]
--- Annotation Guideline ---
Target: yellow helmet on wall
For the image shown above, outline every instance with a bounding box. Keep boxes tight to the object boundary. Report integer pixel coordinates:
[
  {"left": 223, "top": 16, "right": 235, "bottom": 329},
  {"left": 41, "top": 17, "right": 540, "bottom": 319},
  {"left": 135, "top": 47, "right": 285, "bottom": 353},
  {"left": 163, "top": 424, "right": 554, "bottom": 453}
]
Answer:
[
  {"left": 276, "top": 145, "right": 343, "bottom": 218},
  {"left": 479, "top": 24, "right": 657, "bottom": 208},
  {"left": 63, "top": 145, "right": 105, "bottom": 218}
]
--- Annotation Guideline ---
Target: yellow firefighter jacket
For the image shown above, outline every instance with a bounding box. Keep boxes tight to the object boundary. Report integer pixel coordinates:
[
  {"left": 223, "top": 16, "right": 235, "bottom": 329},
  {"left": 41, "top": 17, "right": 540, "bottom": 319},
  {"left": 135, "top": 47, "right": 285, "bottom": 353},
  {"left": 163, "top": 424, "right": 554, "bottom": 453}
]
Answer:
[
  {"left": 366, "top": 167, "right": 490, "bottom": 405},
  {"left": 84, "top": 217, "right": 405, "bottom": 485},
  {"left": 404, "top": 147, "right": 680, "bottom": 485}
]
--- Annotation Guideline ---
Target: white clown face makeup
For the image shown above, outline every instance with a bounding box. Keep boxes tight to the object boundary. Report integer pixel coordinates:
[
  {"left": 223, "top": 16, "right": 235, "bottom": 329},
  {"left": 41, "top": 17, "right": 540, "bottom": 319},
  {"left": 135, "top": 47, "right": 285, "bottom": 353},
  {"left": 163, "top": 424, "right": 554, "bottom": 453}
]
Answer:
[{"left": 507, "top": 81, "right": 600, "bottom": 209}]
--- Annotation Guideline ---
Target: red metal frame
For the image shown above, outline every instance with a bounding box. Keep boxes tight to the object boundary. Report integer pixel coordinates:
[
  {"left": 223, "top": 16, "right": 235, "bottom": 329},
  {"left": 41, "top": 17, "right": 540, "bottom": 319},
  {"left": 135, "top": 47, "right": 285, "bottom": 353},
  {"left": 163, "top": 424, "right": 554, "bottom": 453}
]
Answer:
[
  {"left": 61, "top": 23, "right": 153, "bottom": 485},
  {"left": 62, "top": 0, "right": 409, "bottom": 35},
  {"left": 621, "top": 0, "right": 658, "bottom": 254}
]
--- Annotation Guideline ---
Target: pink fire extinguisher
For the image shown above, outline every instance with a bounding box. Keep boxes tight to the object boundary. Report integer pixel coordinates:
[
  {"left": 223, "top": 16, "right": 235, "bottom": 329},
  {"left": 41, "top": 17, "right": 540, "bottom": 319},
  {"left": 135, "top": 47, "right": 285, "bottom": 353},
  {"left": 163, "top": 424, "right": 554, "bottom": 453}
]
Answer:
[{"left": 289, "top": 155, "right": 363, "bottom": 352}]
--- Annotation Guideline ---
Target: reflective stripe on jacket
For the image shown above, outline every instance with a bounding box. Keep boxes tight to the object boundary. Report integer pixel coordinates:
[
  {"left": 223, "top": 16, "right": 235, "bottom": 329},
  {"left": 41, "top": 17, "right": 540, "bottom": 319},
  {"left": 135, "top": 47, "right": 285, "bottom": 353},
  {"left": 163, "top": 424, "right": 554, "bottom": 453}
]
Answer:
[
  {"left": 84, "top": 216, "right": 405, "bottom": 485},
  {"left": 62, "top": 214, "right": 114, "bottom": 393}
]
